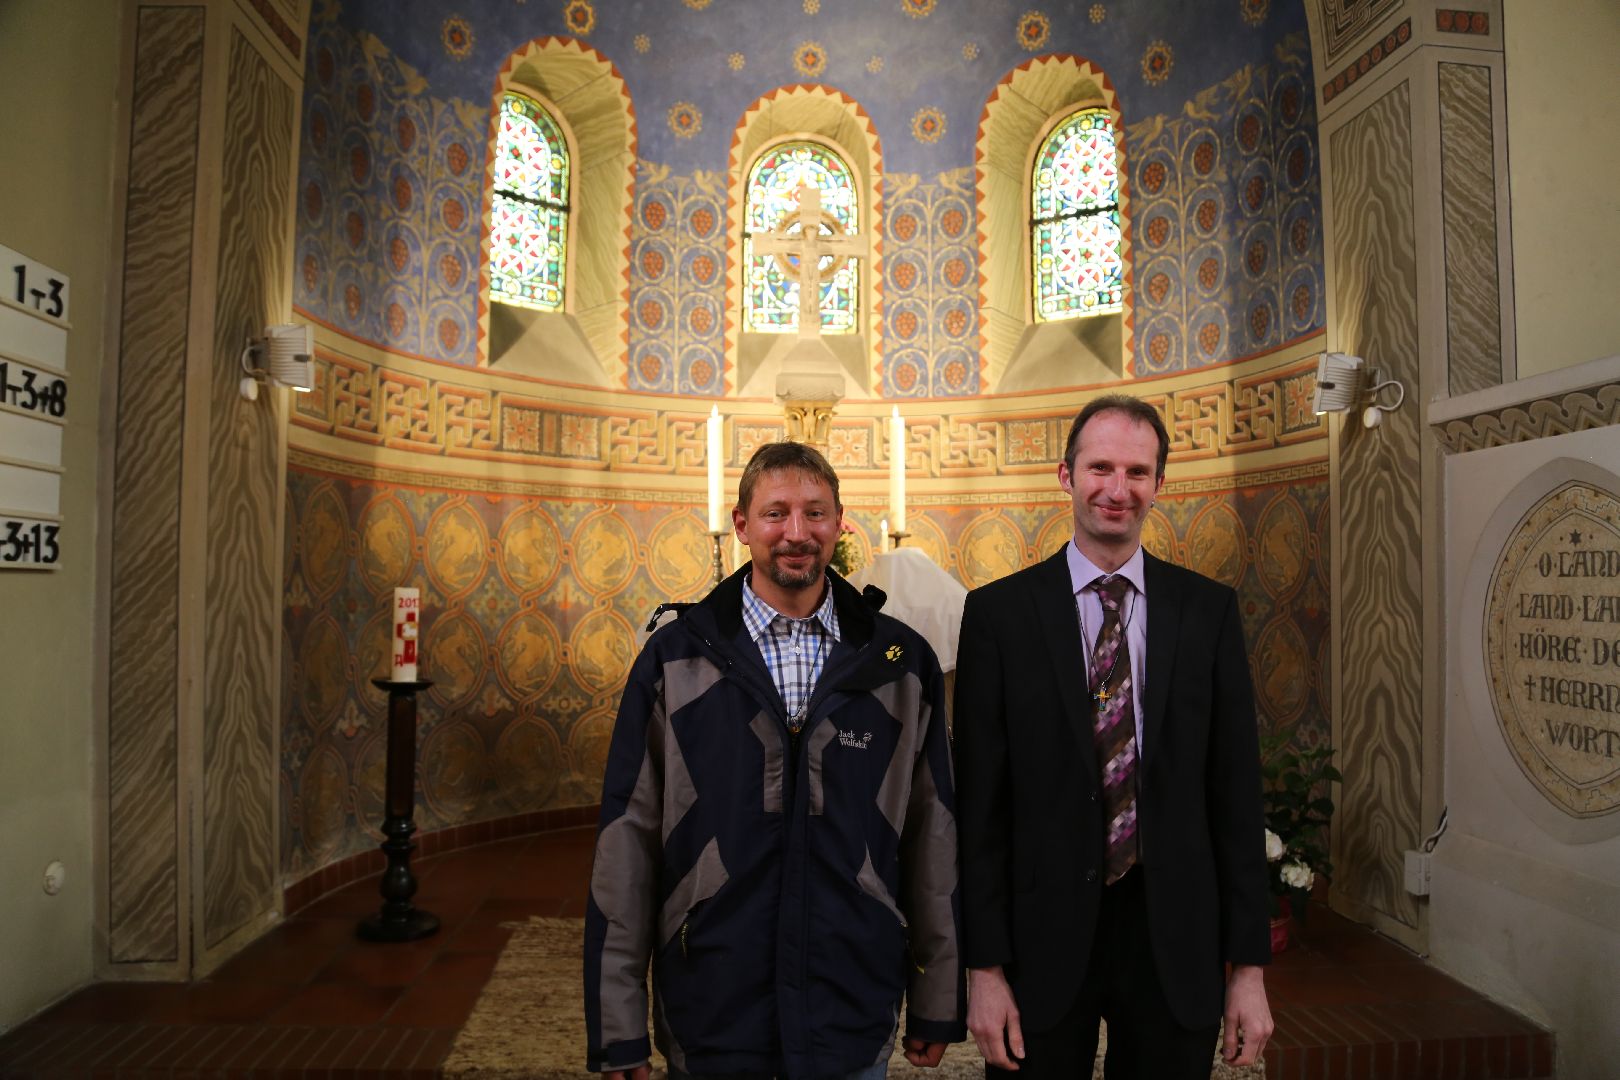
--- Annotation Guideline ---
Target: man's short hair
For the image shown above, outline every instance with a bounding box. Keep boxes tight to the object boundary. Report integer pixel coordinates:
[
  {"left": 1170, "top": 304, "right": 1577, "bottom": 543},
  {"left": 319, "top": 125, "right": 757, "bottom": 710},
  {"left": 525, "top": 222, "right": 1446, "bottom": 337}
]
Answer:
[
  {"left": 1063, "top": 394, "right": 1171, "bottom": 478},
  {"left": 737, "top": 441, "right": 842, "bottom": 514}
]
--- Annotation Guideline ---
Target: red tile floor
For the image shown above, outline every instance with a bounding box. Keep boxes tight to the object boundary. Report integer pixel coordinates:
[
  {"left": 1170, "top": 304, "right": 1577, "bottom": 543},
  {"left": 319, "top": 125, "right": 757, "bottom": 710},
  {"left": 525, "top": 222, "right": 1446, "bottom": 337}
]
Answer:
[{"left": 0, "top": 826, "right": 1552, "bottom": 1079}]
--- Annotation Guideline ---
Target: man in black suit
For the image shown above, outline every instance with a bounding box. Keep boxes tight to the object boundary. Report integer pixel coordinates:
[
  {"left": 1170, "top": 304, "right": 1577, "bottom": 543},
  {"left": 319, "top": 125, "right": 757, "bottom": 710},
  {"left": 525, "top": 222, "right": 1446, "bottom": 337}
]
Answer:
[{"left": 954, "top": 394, "right": 1273, "bottom": 1079}]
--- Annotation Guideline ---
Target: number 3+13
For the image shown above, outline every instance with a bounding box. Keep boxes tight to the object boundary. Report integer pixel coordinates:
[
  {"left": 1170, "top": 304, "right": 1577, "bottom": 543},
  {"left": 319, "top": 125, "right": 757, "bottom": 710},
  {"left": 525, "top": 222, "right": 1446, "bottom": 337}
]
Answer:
[{"left": 3, "top": 521, "right": 60, "bottom": 564}]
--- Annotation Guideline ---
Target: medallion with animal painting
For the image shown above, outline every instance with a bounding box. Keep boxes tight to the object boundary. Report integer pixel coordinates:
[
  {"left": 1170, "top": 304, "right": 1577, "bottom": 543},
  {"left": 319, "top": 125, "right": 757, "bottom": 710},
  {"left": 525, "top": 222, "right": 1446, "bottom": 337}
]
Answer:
[
  {"left": 901, "top": 514, "right": 951, "bottom": 572},
  {"left": 569, "top": 705, "right": 617, "bottom": 802},
  {"left": 300, "top": 615, "right": 350, "bottom": 733},
  {"left": 354, "top": 728, "right": 388, "bottom": 832},
  {"left": 1256, "top": 491, "right": 1309, "bottom": 600},
  {"left": 425, "top": 610, "right": 488, "bottom": 707},
  {"left": 354, "top": 608, "right": 394, "bottom": 696},
  {"left": 420, "top": 719, "right": 489, "bottom": 824},
  {"left": 358, "top": 494, "right": 415, "bottom": 594},
  {"left": 499, "top": 507, "right": 564, "bottom": 594},
  {"left": 497, "top": 609, "right": 563, "bottom": 700},
  {"left": 569, "top": 608, "right": 635, "bottom": 695},
  {"left": 301, "top": 484, "right": 351, "bottom": 600},
  {"left": 1254, "top": 617, "right": 1311, "bottom": 724},
  {"left": 1186, "top": 502, "right": 1246, "bottom": 585},
  {"left": 1034, "top": 505, "right": 1075, "bottom": 562},
  {"left": 493, "top": 718, "right": 565, "bottom": 811},
  {"left": 298, "top": 746, "right": 349, "bottom": 861},
  {"left": 426, "top": 500, "right": 491, "bottom": 598},
  {"left": 572, "top": 511, "right": 637, "bottom": 595},
  {"left": 647, "top": 511, "right": 713, "bottom": 598},
  {"left": 1140, "top": 505, "right": 1177, "bottom": 562},
  {"left": 960, "top": 514, "right": 1026, "bottom": 587}
]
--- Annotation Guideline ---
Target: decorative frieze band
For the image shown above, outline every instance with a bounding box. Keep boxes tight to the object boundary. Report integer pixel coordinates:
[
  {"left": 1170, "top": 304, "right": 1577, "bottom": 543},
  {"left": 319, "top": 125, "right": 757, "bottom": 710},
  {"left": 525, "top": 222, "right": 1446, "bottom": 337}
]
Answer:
[
  {"left": 1322, "top": 19, "right": 1412, "bottom": 104},
  {"left": 1436, "top": 383, "right": 1620, "bottom": 453},
  {"left": 244, "top": 0, "right": 302, "bottom": 60},
  {"left": 291, "top": 353, "right": 1325, "bottom": 476},
  {"left": 1436, "top": 10, "right": 1490, "bottom": 35}
]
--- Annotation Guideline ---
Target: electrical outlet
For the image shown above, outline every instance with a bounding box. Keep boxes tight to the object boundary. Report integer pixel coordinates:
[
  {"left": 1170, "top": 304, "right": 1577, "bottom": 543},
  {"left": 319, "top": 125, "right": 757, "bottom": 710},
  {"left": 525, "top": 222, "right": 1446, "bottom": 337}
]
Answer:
[{"left": 1403, "top": 850, "right": 1431, "bottom": 896}]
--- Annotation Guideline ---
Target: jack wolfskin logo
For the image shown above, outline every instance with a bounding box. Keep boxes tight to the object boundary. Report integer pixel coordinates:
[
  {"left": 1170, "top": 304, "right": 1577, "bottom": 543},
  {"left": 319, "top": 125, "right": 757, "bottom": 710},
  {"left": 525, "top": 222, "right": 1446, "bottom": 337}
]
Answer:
[
  {"left": 838, "top": 729, "right": 874, "bottom": 750},
  {"left": 885, "top": 644, "right": 903, "bottom": 661}
]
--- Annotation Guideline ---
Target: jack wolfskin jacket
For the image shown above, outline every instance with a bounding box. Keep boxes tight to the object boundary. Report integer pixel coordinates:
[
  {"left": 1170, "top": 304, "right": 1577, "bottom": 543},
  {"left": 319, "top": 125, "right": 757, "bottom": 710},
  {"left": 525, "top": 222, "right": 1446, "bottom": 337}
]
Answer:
[{"left": 584, "top": 567, "right": 965, "bottom": 1077}]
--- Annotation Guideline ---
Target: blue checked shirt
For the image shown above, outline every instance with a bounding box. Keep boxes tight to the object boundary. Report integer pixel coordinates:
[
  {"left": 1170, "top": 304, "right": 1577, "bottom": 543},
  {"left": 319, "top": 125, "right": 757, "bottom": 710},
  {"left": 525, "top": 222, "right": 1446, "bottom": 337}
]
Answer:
[{"left": 741, "top": 573, "right": 841, "bottom": 731}]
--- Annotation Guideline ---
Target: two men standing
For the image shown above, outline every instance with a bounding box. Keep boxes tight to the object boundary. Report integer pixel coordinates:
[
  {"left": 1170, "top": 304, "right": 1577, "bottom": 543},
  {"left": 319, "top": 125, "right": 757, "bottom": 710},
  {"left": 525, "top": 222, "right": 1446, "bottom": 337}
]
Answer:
[{"left": 586, "top": 395, "right": 1272, "bottom": 1080}]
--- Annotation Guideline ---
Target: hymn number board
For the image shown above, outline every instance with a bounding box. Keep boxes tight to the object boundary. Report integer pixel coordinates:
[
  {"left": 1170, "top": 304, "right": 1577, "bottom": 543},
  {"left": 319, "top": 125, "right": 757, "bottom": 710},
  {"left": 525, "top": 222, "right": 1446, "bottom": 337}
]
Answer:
[{"left": 0, "top": 242, "right": 70, "bottom": 570}]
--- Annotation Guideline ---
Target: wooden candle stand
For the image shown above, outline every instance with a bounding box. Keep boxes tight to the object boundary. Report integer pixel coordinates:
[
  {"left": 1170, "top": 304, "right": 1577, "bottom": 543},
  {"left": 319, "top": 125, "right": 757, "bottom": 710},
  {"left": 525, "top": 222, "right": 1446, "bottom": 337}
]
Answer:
[{"left": 358, "top": 677, "right": 440, "bottom": 942}]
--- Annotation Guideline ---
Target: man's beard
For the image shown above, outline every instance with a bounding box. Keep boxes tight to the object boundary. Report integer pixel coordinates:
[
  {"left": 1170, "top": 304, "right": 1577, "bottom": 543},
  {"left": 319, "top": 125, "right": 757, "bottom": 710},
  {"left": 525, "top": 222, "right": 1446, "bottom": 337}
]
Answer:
[{"left": 765, "top": 542, "right": 824, "bottom": 591}]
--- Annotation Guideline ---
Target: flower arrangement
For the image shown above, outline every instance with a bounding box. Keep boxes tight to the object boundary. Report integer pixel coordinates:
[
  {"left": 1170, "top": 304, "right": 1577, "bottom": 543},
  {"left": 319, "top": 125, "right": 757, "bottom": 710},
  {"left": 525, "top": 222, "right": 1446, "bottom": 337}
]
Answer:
[
  {"left": 1260, "top": 732, "right": 1340, "bottom": 922},
  {"left": 829, "top": 521, "right": 862, "bottom": 578}
]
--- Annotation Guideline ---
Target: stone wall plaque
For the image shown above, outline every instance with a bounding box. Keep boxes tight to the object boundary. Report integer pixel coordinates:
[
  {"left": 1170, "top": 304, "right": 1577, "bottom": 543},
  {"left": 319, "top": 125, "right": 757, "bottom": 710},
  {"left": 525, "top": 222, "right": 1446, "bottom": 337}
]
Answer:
[{"left": 1485, "top": 480, "right": 1620, "bottom": 818}]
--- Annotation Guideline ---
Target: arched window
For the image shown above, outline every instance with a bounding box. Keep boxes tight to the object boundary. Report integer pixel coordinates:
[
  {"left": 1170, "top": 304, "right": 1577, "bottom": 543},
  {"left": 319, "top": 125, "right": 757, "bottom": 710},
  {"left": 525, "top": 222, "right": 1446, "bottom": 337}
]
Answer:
[
  {"left": 489, "top": 92, "right": 569, "bottom": 312},
  {"left": 743, "top": 141, "right": 859, "bottom": 334},
  {"left": 1031, "top": 107, "right": 1122, "bottom": 321}
]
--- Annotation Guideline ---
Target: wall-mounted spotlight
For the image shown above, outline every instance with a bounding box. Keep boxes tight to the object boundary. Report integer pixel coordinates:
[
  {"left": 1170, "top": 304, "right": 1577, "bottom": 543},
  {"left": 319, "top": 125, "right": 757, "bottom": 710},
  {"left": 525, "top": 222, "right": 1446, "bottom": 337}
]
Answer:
[
  {"left": 1312, "top": 351, "right": 1406, "bottom": 429},
  {"left": 239, "top": 324, "right": 314, "bottom": 401}
]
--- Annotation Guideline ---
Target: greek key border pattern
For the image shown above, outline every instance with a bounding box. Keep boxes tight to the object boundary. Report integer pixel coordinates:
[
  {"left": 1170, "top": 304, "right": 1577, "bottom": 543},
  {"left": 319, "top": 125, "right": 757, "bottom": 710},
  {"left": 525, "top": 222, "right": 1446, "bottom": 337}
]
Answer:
[
  {"left": 1437, "top": 384, "right": 1620, "bottom": 453},
  {"left": 290, "top": 353, "right": 1326, "bottom": 476}
]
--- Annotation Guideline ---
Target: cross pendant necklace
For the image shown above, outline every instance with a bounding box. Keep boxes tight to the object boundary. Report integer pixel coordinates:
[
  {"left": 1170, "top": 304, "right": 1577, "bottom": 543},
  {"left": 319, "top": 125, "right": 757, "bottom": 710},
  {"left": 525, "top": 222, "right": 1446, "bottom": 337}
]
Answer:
[{"left": 1074, "top": 578, "right": 1137, "bottom": 708}]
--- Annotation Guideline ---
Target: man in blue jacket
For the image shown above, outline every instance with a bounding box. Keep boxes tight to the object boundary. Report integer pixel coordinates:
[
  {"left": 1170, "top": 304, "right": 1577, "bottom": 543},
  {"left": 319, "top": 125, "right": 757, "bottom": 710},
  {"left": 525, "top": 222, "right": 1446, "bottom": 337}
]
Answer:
[{"left": 585, "top": 440, "right": 965, "bottom": 1080}]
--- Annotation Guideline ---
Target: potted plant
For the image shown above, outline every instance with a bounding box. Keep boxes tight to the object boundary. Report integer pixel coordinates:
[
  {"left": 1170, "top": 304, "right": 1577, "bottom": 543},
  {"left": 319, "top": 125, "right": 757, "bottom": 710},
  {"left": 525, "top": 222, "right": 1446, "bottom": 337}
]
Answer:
[{"left": 1259, "top": 732, "right": 1340, "bottom": 949}]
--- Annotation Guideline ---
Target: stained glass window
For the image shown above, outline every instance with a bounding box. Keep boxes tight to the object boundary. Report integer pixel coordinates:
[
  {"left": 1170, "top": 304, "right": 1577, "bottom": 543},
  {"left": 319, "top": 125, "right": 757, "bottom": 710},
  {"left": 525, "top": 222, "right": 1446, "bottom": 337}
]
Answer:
[
  {"left": 490, "top": 93, "right": 569, "bottom": 312},
  {"left": 744, "top": 141, "right": 859, "bottom": 334},
  {"left": 1031, "top": 108, "right": 1123, "bottom": 321}
]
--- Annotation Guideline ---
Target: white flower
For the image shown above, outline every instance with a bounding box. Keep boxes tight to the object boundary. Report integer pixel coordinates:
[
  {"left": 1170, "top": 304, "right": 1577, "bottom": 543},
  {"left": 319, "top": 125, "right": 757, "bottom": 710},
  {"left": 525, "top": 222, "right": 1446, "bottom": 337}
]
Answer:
[
  {"left": 1265, "top": 829, "right": 1285, "bottom": 862},
  {"left": 1280, "top": 861, "right": 1314, "bottom": 891}
]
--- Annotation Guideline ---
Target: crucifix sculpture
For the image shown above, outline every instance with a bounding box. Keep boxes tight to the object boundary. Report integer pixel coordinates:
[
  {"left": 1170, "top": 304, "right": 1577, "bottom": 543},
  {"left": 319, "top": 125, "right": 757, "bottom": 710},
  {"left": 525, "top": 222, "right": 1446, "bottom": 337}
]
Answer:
[{"left": 752, "top": 184, "right": 864, "bottom": 445}]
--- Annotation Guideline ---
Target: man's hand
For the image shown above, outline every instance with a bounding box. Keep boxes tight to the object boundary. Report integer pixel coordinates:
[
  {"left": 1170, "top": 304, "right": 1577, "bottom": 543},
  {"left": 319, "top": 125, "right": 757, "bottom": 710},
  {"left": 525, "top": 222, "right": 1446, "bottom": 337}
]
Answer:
[
  {"left": 1220, "top": 964, "right": 1273, "bottom": 1066},
  {"left": 604, "top": 1066, "right": 651, "bottom": 1080},
  {"left": 902, "top": 1038, "right": 948, "bottom": 1068},
  {"left": 967, "top": 966, "right": 1025, "bottom": 1070}
]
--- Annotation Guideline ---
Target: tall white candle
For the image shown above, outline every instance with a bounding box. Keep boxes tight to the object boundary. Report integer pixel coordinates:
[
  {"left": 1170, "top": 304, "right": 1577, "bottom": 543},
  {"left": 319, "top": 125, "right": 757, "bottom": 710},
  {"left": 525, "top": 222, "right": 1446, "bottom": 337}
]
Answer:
[
  {"left": 880, "top": 518, "right": 890, "bottom": 554},
  {"left": 392, "top": 587, "right": 420, "bottom": 681},
  {"left": 707, "top": 405, "right": 723, "bottom": 532},
  {"left": 889, "top": 406, "right": 907, "bottom": 533}
]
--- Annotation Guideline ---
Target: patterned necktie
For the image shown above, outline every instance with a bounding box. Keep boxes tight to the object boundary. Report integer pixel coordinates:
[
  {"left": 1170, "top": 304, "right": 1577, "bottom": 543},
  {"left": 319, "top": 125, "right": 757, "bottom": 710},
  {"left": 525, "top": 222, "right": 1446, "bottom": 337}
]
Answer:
[{"left": 1090, "top": 575, "right": 1138, "bottom": 884}]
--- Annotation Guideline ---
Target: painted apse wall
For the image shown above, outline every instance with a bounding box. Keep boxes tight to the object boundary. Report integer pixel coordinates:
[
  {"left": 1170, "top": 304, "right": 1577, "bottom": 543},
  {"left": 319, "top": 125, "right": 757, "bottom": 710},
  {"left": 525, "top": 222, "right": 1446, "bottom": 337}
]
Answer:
[{"left": 283, "top": 0, "right": 1334, "bottom": 884}]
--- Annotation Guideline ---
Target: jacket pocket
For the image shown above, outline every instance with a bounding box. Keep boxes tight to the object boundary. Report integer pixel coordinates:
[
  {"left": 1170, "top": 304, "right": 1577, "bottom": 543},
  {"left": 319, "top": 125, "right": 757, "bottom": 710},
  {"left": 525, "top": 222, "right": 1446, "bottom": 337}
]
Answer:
[{"left": 659, "top": 837, "right": 729, "bottom": 951}]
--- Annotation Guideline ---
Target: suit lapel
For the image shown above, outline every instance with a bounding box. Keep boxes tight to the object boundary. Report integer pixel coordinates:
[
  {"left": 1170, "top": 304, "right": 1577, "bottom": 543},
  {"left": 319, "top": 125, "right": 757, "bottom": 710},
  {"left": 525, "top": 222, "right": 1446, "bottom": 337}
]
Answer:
[
  {"left": 1032, "top": 547, "right": 1097, "bottom": 768},
  {"left": 1141, "top": 552, "right": 1180, "bottom": 771}
]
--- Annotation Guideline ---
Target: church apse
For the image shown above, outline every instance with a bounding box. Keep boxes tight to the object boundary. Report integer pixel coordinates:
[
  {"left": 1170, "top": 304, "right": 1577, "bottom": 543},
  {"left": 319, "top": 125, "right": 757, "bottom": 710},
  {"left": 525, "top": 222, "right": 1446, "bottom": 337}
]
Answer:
[
  {"left": 281, "top": 0, "right": 1334, "bottom": 883},
  {"left": 280, "top": 355, "right": 1333, "bottom": 875}
]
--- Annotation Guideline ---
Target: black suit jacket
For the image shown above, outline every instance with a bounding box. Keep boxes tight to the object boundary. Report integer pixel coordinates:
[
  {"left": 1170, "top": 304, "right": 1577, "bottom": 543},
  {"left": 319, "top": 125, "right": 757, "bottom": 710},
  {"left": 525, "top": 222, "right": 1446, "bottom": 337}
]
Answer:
[{"left": 954, "top": 546, "right": 1270, "bottom": 1031}]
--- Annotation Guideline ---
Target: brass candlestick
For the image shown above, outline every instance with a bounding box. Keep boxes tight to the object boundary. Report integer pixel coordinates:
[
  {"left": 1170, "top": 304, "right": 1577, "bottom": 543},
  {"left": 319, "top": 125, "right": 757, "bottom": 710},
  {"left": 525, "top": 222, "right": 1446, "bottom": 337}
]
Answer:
[
  {"left": 709, "top": 530, "right": 728, "bottom": 586},
  {"left": 888, "top": 530, "right": 911, "bottom": 550}
]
